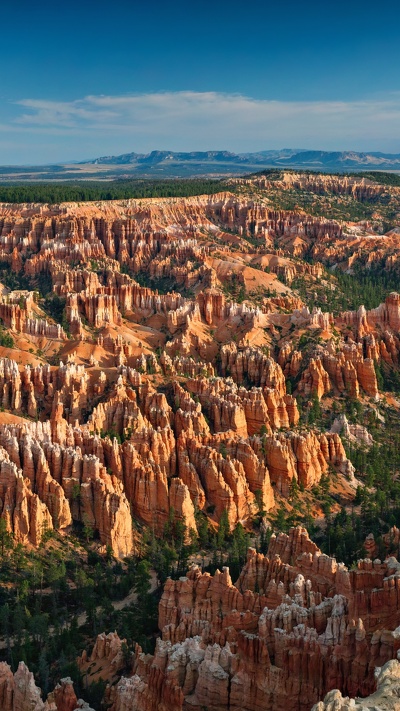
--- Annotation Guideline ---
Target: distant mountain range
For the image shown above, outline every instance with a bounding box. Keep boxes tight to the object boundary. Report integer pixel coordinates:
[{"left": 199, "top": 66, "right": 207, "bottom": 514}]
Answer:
[
  {"left": 1, "top": 149, "right": 400, "bottom": 181},
  {"left": 82, "top": 148, "right": 400, "bottom": 170}
]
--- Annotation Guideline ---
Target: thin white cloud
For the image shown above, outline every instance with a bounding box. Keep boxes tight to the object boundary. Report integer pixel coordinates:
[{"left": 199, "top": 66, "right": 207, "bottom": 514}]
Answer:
[
  {"left": 15, "top": 98, "right": 118, "bottom": 127},
  {"left": 2, "top": 90, "right": 400, "bottom": 162}
]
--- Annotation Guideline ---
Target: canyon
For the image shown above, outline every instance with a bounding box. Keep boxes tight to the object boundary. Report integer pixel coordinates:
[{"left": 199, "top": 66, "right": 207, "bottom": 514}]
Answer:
[
  {"left": 0, "top": 171, "right": 399, "bottom": 710},
  {"left": 3, "top": 528, "right": 400, "bottom": 710}
]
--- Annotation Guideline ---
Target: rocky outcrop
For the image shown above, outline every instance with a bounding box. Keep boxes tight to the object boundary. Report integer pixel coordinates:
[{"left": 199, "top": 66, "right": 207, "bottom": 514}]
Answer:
[
  {"left": 313, "top": 659, "right": 400, "bottom": 711},
  {"left": 109, "top": 528, "right": 400, "bottom": 711},
  {"left": 298, "top": 349, "right": 378, "bottom": 400},
  {"left": 185, "top": 374, "right": 299, "bottom": 434},
  {"left": 0, "top": 191, "right": 396, "bottom": 559},
  {"left": 0, "top": 662, "right": 95, "bottom": 711},
  {"left": 2, "top": 180, "right": 400, "bottom": 711},
  {"left": 49, "top": 678, "right": 78, "bottom": 711},
  {"left": 0, "top": 661, "right": 44, "bottom": 711},
  {"left": 221, "top": 343, "right": 287, "bottom": 392},
  {"left": 364, "top": 526, "right": 400, "bottom": 560},
  {"left": 0, "top": 341, "right": 352, "bottom": 548},
  {"left": 78, "top": 632, "right": 126, "bottom": 683},
  {"left": 330, "top": 414, "right": 373, "bottom": 446},
  {"left": 0, "top": 419, "right": 133, "bottom": 556},
  {"left": 337, "top": 293, "right": 400, "bottom": 336},
  {"left": 0, "top": 448, "right": 54, "bottom": 546}
]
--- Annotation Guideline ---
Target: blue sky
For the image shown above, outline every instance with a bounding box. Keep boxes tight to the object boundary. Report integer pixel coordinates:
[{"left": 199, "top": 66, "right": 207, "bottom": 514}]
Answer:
[{"left": 2, "top": 0, "right": 400, "bottom": 163}]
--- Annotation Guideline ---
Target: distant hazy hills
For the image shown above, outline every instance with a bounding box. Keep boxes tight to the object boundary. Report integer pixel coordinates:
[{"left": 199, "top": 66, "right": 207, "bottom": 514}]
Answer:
[
  {"left": 1, "top": 149, "right": 400, "bottom": 182},
  {"left": 83, "top": 148, "right": 400, "bottom": 170},
  {"left": 84, "top": 150, "right": 251, "bottom": 166}
]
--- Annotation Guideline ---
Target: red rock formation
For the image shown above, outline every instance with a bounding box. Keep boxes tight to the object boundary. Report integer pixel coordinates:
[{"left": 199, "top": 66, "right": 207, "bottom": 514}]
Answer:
[
  {"left": 78, "top": 632, "right": 126, "bottom": 682},
  {"left": 197, "top": 288, "right": 226, "bottom": 324},
  {"left": 50, "top": 678, "right": 78, "bottom": 711},
  {"left": 1, "top": 177, "right": 400, "bottom": 711},
  {"left": 106, "top": 528, "right": 400, "bottom": 711},
  {"left": 0, "top": 191, "right": 395, "bottom": 561},
  {"left": 221, "top": 343, "right": 287, "bottom": 392},
  {"left": 0, "top": 661, "right": 45, "bottom": 711},
  {"left": 313, "top": 659, "right": 400, "bottom": 711},
  {"left": 298, "top": 346, "right": 379, "bottom": 400},
  {"left": 0, "top": 661, "right": 97, "bottom": 711},
  {"left": 0, "top": 330, "right": 354, "bottom": 547}
]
